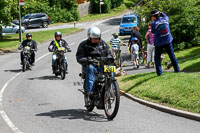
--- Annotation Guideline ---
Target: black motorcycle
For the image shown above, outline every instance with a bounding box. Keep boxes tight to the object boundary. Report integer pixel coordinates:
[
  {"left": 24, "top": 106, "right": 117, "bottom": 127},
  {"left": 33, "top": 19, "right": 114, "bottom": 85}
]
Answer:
[
  {"left": 22, "top": 46, "right": 32, "bottom": 72},
  {"left": 79, "top": 57, "right": 120, "bottom": 120},
  {"left": 53, "top": 47, "right": 67, "bottom": 80}
]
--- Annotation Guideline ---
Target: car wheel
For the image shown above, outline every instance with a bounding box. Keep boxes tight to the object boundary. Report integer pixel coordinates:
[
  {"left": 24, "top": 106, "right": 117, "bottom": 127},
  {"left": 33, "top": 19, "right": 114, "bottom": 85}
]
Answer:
[
  {"left": 16, "top": 30, "right": 19, "bottom": 34},
  {"left": 42, "top": 22, "right": 48, "bottom": 28},
  {"left": 23, "top": 24, "right": 28, "bottom": 29}
]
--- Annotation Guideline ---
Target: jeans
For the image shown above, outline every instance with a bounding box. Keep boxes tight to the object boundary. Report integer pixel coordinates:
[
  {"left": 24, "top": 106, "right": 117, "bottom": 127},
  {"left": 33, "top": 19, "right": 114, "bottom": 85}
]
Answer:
[
  {"left": 155, "top": 43, "right": 180, "bottom": 76},
  {"left": 83, "top": 64, "right": 103, "bottom": 93},
  {"left": 52, "top": 53, "right": 68, "bottom": 66}
]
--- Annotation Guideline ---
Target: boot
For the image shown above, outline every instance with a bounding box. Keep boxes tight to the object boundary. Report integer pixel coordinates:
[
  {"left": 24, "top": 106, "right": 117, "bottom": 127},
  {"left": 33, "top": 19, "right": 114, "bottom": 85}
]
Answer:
[{"left": 65, "top": 64, "right": 68, "bottom": 73}]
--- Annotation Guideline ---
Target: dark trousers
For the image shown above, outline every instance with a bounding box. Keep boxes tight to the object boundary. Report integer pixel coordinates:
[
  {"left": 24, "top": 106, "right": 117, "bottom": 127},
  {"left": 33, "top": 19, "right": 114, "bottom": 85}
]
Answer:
[
  {"left": 155, "top": 43, "right": 180, "bottom": 76},
  {"left": 20, "top": 51, "right": 35, "bottom": 64}
]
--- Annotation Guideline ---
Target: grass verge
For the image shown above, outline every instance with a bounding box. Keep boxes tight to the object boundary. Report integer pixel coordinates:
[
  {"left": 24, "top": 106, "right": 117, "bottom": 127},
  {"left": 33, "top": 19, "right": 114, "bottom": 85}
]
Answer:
[
  {"left": 50, "top": 3, "right": 129, "bottom": 26},
  {"left": 0, "top": 28, "right": 80, "bottom": 50},
  {"left": 118, "top": 46, "right": 200, "bottom": 114},
  {"left": 117, "top": 72, "right": 200, "bottom": 114},
  {"left": 162, "top": 46, "right": 200, "bottom": 72}
]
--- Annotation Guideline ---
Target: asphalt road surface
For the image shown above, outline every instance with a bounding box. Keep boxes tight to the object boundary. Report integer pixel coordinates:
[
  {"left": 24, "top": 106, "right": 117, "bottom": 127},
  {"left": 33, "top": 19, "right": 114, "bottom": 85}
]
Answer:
[{"left": 0, "top": 13, "right": 200, "bottom": 133}]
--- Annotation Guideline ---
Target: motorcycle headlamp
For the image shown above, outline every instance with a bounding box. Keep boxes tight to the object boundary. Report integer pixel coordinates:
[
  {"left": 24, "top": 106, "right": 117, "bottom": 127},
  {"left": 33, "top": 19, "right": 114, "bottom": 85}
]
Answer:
[{"left": 52, "top": 54, "right": 57, "bottom": 60}]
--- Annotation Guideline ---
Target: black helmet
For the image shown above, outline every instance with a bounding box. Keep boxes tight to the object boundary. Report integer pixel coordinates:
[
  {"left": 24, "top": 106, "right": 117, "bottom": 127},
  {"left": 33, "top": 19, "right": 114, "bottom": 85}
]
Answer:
[
  {"left": 26, "top": 33, "right": 32, "bottom": 38},
  {"left": 151, "top": 9, "right": 160, "bottom": 16},
  {"left": 55, "top": 31, "right": 62, "bottom": 39}
]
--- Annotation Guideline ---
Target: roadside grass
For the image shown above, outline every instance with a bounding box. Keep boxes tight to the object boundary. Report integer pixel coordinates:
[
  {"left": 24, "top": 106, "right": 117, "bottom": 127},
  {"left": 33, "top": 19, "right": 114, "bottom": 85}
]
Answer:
[
  {"left": 79, "top": 4, "right": 128, "bottom": 22},
  {"left": 0, "top": 28, "right": 80, "bottom": 50},
  {"left": 162, "top": 46, "right": 200, "bottom": 72},
  {"left": 117, "top": 72, "right": 200, "bottom": 114},
  {"left": 50, "top": 3, "right": 129, "bottom": 26},
  {"left": 118, "top": 46, "right": 200, "bottom": 114}
]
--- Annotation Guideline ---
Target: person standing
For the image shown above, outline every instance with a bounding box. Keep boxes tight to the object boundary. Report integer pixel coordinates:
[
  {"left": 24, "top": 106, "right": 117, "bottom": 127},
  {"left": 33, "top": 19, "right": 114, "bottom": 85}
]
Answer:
[
  {"left": 131, "top": 37, "right": 139, "bottom": 69},
  {"left": 128, "top": 26, "right": 143, "bottom": 53},
  {"left": 145, "top": 23, "right": 155, "bottom": 68},
  {"left": 151, "top": 9, "right": 180, "bottom": 76}
]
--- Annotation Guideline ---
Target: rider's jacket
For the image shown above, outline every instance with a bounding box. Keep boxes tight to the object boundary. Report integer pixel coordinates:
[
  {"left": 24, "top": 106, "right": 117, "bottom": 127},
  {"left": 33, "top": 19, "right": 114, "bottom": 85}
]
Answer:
[
  {"left": 151, "top": 12, "right": 173, "bottom": 46},
  {"left": 76, "top": 39, "right": 113, "bottom": 65},
  {"left": 19, "top": 40, "right": 37, "bottom": 51},
  {"left": 48, "top": 39, "right": 71, "bottom": 52}
]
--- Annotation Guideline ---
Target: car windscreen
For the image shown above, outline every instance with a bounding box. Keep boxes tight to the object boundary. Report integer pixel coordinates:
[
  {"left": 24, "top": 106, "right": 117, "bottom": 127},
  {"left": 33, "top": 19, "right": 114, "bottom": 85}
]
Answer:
[
  {"left": 22, "top": 15, "right": 31, "bottom": 20},
  {"left": 122, "top": 17, "right": 136, "bottom": 24}
]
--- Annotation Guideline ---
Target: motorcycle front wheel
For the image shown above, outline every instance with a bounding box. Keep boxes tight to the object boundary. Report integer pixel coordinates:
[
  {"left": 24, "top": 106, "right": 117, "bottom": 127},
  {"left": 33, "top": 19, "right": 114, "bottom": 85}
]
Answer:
[
  {"left": 22, "top": 58, "right": 27, "bottom": 72},
  {"left": 104, "top": 80, "right": 120, "bottom": 120},
  {"left": 60, "top": 61, "right": 66, "bottom": 80}
]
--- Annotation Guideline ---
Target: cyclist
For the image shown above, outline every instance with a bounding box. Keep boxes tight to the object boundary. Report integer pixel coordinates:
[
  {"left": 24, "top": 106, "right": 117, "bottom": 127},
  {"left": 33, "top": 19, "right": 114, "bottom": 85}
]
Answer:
[
  {"left": 48, "top": 32, "right": 71, "bottom": 74},
  {"left": 76, "top": 27, "right": 113, "bottom": 104},
  {"left": 18, "top": 33, "right": 37, "bottom": 66},
  {"left": 110, "top": 33, "right": 126, "bottom": 65}
]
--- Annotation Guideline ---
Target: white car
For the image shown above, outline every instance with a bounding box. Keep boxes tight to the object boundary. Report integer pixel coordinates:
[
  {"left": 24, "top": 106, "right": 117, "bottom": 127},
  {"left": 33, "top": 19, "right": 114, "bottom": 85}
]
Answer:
[{"left": 2, "top": 23, "right": 25, "bottom": 34}]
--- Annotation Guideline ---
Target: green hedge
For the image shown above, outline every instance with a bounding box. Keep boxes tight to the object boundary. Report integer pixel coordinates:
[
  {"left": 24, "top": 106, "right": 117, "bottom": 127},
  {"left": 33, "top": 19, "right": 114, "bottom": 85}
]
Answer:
[
  {"left": 90, "top": 0, "right": 123, "bottom": 13},
  {"left": 135, "top": 0, "right": 200, "bottom": 50}
]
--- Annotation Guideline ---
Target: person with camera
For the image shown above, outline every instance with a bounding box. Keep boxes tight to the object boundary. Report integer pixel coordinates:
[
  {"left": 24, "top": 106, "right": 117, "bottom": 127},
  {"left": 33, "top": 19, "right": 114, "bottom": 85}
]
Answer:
[
  {"left": 151, "top": 9, "right": 180, "bottom": 76},
  {"left": 18, "top": 33, "right": 37, "bottom": 66},
  {"left": 76, "top": 27, "right": 113, "bottom": 98}
]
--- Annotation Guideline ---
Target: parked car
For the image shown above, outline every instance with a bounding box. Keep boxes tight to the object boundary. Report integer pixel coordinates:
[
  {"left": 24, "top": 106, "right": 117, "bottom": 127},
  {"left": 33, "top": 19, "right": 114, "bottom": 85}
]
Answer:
[
  {"left": 13, "top": 13, "right": 50, "bottom": 29},
  {"left": 2, "top": 23, "right": 25, "bottom": 34},
  {"left": 119, "top": 14, "right": 138, "bottom": 35}
]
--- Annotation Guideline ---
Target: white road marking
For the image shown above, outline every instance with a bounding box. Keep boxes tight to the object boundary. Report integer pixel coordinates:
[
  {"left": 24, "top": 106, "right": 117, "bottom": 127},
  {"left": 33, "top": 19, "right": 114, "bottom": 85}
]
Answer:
[
  {"left": 102, "top": 30, "right": 110, "bottom": 34},
  {"left": 113, "top": 26, "right": 119, "bottom": 29},
  {"left": 0, "top": 42, "right": 75, "bottom": 133}
]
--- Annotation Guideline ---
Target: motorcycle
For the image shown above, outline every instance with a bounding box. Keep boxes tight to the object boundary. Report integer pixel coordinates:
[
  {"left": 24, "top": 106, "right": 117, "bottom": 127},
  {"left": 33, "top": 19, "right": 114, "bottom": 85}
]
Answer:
[
  {"left": 79, "top": 57, "right": 120, "bottom": 120},
  {"left": 22, "top": 46, "right": 32, "bottom": 72},
  {"left": 53, "top": 47, "right": 67, "bottom": 80}
]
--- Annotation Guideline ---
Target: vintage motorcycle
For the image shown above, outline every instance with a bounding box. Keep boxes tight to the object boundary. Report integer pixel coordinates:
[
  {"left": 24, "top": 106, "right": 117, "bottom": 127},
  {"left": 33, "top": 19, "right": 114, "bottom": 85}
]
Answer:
[
  {"left": 22, "top": 46, "right": 32, "bottom": 72},
  {"left": 52, "top": 47, "right": 67, "bottom": 80},
  {"left": 79, "top": 57, "right": 120, "bottom": 120}
]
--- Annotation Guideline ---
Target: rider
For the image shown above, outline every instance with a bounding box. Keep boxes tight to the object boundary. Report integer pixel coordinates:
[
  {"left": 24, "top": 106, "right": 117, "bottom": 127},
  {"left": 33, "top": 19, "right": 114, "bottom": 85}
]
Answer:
[
  {"left": 18, "top": 33, "right": 37, "bottom": 65},
  {"left": 76, "top": 27, "right": 114, "bottom": 97},
  {"left": 110, "top": 33, "right": 125, "bottom": 64},
  {"left": 48, "top": 31, "right": 71, "bottom": 73}
]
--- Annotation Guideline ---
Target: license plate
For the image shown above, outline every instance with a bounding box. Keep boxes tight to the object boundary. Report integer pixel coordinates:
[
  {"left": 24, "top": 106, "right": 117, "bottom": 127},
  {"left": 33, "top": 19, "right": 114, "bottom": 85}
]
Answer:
[{"left": 104, "top": 65, "right": 116, "bottom": 72}]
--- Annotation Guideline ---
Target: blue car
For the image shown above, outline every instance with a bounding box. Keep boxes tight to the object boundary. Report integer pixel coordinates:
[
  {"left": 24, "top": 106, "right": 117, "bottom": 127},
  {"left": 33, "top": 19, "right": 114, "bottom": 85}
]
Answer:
[{"left": 119, "top": 14, "right": 138, "bottom": 35}]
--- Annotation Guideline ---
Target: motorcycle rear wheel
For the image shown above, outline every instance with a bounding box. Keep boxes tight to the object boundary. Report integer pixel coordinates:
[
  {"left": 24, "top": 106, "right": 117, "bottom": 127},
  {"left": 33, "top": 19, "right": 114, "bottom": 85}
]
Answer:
[{"left": 104, "top": 80, "right": 120, "bottom": 120}]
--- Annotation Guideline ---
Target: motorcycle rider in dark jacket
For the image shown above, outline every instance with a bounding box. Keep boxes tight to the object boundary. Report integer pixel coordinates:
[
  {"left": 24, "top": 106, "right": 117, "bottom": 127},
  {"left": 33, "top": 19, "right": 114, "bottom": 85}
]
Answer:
[
  {"left": 18, "top": 33, "right": 37, "bottom": 65},
  {"left": 76, "top": 27, "right": 114, "bottom": 98},
  {"left": 48, "top": 31, "right": 71, "bottom": 73}
]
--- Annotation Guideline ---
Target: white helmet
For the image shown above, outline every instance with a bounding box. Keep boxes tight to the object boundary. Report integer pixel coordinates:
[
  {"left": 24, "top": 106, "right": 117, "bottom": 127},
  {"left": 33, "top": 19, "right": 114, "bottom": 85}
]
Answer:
[{"left": 88, "top": 27, "right": 101, "bottom": 39}]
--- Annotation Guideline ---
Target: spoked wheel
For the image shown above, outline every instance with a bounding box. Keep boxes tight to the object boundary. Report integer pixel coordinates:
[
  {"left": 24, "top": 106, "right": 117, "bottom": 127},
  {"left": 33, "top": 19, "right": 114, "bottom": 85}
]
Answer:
[
  {"left": 139, "top": 54, "right": 145, "bottom": 65},
  {"left": 104, "top": 80, "right": 120, "bottom": 120},
  {"left": 22, "top": 58, "right": 27, "bottom": 72},
  {"left": 60, "top": 62, "right": 66, "bottom": 80}
]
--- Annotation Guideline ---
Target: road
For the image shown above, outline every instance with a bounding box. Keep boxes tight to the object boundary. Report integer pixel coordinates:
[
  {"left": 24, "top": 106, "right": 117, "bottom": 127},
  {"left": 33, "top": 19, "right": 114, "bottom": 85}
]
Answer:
[{"left": 0, "top": 13, "right": 200, "bottom": 133}]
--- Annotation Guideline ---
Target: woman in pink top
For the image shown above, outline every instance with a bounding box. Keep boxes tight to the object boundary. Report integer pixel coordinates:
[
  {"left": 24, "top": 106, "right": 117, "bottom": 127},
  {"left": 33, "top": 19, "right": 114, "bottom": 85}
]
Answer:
[{"left": 145, "top": 23, "right": 155, "bottom": 68}]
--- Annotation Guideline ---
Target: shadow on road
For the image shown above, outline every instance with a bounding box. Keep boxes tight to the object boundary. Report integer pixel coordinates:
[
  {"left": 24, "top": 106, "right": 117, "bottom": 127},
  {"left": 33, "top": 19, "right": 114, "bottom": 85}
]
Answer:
[
  {"left": 36, "top": 109, "right": 110, "bottom": 122},
  {"left": 28, "top": 75, "right": 60, "bottom": 80},
  {"left": 4, "top": 69, "right": 22, "bottom": 73},
  {"left": 103, "top": 18, "right": 121, "bottom": 26}
]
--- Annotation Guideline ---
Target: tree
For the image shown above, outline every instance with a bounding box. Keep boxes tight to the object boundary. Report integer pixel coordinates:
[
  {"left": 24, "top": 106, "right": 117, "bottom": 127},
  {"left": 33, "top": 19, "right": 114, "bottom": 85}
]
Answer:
[
  {"left": 134, "top": 0, "right": 200, "bottom": 49},
  {"left": 0, "top": 0, "right": 13, "bottom": 40}
]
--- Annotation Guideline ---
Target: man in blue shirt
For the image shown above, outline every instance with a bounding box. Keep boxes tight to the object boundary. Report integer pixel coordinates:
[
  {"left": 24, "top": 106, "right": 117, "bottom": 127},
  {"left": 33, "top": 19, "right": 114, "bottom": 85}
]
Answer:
[{"left": 151, "top": 9, "right": 180, "bottom": 76}]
